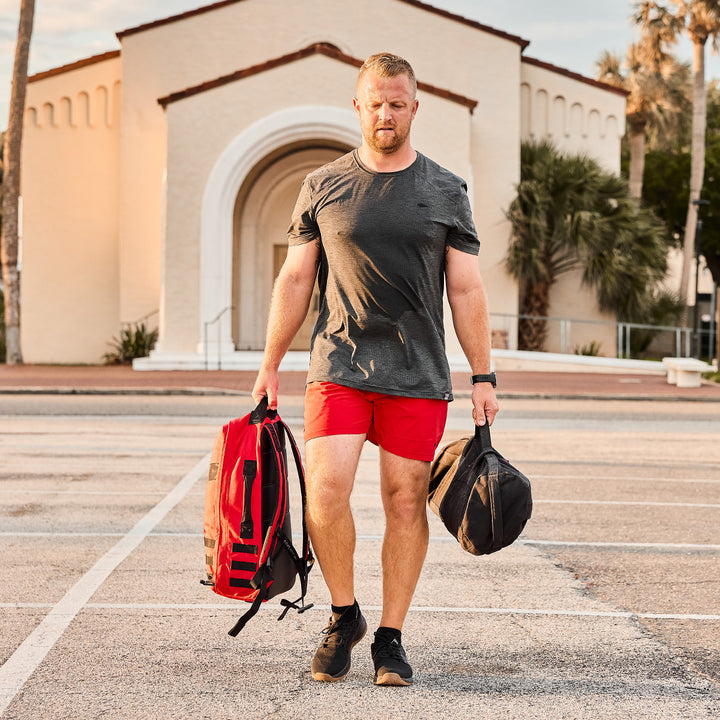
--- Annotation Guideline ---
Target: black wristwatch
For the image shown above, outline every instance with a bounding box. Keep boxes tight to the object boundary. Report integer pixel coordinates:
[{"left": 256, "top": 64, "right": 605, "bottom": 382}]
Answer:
[{"left": 471, "top": 372, "right": 497, "bottom": 388}]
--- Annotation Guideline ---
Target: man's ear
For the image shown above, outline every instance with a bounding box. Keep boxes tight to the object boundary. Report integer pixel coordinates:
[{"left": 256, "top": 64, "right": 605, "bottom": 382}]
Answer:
[{"left": 352, "top": 96, "right": 360, "bottom": 115}]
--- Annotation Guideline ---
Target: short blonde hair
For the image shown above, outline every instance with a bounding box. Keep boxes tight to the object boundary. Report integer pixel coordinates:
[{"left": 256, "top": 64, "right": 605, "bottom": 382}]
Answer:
[{"left": 357, "top": 52, "right": 417, "bottom": 96}]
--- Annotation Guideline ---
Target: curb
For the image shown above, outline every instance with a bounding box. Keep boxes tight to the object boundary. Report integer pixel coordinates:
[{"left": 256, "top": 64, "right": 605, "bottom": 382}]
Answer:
[{"left": 2, "top": 386, "right": 719, "bottom": 402}]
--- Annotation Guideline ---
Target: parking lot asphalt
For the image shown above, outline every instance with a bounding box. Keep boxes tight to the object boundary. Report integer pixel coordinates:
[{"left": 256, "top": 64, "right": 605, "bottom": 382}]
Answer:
[{"left": 0, "top": 368, "right": 719, "bottom": 719}]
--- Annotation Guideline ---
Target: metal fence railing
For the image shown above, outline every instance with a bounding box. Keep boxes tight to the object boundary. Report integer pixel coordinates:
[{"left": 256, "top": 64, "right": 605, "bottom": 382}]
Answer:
[{"left": 489, "top": 312, "right": 717, "bottom": 361}]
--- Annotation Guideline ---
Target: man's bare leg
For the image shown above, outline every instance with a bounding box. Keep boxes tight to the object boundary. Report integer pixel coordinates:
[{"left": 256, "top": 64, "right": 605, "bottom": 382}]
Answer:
[
  {"left": 378, "top": 448, "right": 431, "bottom": 630},
  {"left": 304, "top": 433, "right": 365, "bottom": 608},
  {"left": 305, "top": 433, "right": 367, "bottom": 682},
  {"left": 369, "top": 447, "right": 430, "bottom": 685}
]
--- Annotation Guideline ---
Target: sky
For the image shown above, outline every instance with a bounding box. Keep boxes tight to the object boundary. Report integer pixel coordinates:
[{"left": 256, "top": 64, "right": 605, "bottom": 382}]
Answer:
[{"left": 1, "top": 0, "right": 718, "bottom": 130}]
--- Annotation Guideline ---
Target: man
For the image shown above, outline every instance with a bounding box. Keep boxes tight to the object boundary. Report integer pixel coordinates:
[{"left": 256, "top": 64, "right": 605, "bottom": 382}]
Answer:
[{"left": 252, "top": 52, "right": 498, "bottom": 686}]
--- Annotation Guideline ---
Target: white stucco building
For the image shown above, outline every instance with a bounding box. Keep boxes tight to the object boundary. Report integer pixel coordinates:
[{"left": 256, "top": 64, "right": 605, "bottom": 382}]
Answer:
[{"left": 20, "top": 0, "right": 627, "bottom": 367}]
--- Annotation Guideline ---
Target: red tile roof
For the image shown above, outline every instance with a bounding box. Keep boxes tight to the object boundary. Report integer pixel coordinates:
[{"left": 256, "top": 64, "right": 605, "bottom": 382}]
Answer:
[
  {"left": 522, "top": 56, "right": 629, "bottom": 98},
  {"left": 157, "top": 42, "right": 478, "bottom": 110},
  {"left": 28, "top": 51, "right": 121, "bottom": 84}
]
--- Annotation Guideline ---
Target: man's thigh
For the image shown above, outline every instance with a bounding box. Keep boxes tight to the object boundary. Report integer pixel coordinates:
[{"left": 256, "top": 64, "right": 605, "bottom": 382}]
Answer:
[
  {"left": 370, "top": 393, "right": 448, "bottom": 462},
  {"left": 305, "top": 434, "right": 365, "bottom": 487},
  {"left": 378, "top": 446, "right": 431, "bottom": 504}
]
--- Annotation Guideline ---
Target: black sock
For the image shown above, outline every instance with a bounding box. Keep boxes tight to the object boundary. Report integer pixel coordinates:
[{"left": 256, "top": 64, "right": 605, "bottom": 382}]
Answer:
[
  {"left": 375, "top": 626, "right": 402, "bottom": 643},
  {"left": 331, "top": 601, "right": 356, "bottom": 617}
]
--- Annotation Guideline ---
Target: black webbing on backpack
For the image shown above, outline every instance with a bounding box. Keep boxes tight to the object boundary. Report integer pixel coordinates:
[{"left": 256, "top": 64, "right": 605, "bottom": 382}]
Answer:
[
  {"left": 226, "top": 407, "right": 314, "bottom": 636},
  {"left": 227, "top": 568, "right": 270, "bottom": 637}
]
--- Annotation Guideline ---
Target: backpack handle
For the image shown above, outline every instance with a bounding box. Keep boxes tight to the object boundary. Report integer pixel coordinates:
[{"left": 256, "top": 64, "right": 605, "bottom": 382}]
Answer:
[{"left": 249, "top": 395, "right": 277, "bottom": 424}]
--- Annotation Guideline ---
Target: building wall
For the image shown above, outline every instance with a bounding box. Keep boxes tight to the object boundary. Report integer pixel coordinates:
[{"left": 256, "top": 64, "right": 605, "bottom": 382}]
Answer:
[
  {"left": 520, "top": 60, "right": 626, "bottom": 173},
  {"left": 120, "top": 0, "right": 524, "bottom": 358},
  {"left": 519, "top": 59, "right": 626, "bottom": 354},
  {"left": 19, "top": 0, "right": 628, "bottom": 364},
  {"left": 21, "top": 56, "right": 122, "bottom": 363},
  {"left": 162, "top": 51, "right": 474, "bottom": 354}
]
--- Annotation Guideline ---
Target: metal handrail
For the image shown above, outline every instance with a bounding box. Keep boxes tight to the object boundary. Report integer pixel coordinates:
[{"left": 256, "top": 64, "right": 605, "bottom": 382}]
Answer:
[
  {"left": 204, "top": 306, "right": 234, "bottom": 370},
  {"left": 126, "top": 309, "right": 159, "bottom": 328}
]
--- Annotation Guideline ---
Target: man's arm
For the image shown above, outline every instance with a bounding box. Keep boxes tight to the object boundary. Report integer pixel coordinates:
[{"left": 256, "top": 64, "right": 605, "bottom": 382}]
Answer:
[
  {"left": 251, "top": 241, "right": 320, "bottom": 409},
  {"left": 445, "top": 246, "right": 499, "bottom": 426}
]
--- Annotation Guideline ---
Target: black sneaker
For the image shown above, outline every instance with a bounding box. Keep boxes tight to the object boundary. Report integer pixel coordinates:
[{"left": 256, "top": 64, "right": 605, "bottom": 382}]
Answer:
[
  {"left": 311, "top": 603, "right": 367, "bottom": 682},
  {"left": 371, "top": 629, "right": 413, "bottom": 686}
]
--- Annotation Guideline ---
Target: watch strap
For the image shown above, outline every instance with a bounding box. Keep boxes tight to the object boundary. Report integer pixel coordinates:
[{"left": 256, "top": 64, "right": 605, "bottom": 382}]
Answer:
[{"left": 471, "top": 372, "right": 497, "bottom": 387}]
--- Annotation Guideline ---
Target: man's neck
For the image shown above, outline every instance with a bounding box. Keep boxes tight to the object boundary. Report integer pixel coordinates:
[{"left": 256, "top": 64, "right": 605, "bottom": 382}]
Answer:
[{"left": 357, "top": 144, "right": 417, "bottom": 173}]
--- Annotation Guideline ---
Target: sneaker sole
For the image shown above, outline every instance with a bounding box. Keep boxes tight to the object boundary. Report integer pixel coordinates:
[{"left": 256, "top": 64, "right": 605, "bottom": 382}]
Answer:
[
  {"left": 311, "top": 624, "right": 368, "bottom": 682},
  {"left": 373, "top": 671, "right": 413, "bottom": 686}
]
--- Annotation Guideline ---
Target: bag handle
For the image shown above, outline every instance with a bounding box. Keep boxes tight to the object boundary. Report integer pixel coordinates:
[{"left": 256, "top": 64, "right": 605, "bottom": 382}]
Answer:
[
  {"left": 474, "top": 419, "right": 492, "bottom": 449},
  {"left": 474, "top": 421, "right": 504, "bottom": 552},
  {"left": 249, "top": 396, "right": 277, "bottom": 424}
]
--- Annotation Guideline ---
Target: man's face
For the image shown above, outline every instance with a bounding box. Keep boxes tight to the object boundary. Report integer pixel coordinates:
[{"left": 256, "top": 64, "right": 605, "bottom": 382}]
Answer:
[{"left": 353, "top": 70, "right": 418, "bottom": 155}]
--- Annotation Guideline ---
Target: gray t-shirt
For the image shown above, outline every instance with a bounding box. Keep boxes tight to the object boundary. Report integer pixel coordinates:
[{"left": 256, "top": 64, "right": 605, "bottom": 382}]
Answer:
[{"left": 287, "top": 150, "right": 479, "bottom": 400}]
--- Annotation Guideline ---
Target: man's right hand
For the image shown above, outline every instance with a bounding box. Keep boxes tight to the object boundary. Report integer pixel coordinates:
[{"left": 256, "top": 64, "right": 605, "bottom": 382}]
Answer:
[{"left": 251, "top": 366, "right": 279, "bottom": 410}]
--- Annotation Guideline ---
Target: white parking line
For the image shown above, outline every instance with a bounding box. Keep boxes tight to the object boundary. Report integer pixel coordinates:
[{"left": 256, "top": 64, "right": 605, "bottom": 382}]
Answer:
[
  {"left": 0, "top": 453, "right": 210, "bottom": 716},
  {"left": 3, "top": 602, "right": 718, "bottom": 622},
  {"left": 2, "top": 489, "right": 719, "bottom": 509},
  {"left": 524, "top": 539, "right": 720, "bottom": 551},
  {"left": 0, "top": 445, "right": 205, "bottom": 454},
  {"left": 530, "top": 474, "right": 720, "bottom": 484},
  {"left": 1, "top": 531, "right": 720, "bottom": 552},
  {"left": 534, "top": 500, "right": 720, "bottom": 509},
  {"left": 0, "top": 490, "right": 169, "bottom": 496}
]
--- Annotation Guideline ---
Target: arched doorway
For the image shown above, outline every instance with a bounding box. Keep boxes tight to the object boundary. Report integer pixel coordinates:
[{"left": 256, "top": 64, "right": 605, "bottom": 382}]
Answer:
[
  {"left": 197, "top": 105, "right": 360, "bottom": 360},
  {"left": 233, "top": 144, "right": 347, "bottom": 350}
]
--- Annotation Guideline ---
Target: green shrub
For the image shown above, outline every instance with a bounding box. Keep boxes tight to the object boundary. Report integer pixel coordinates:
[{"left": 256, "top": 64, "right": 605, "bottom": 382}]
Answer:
[
  {"left": 574, "top": 341, "right": 602, "bottom": 356},
  {"left": 103, "top": 322, "right": 158, "bottom": 365}
]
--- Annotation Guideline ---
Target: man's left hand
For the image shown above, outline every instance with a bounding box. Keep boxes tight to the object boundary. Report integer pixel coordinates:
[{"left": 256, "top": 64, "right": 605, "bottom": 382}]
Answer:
[{"left": 471, "top": 383, "right": 499, "bottom": 426}]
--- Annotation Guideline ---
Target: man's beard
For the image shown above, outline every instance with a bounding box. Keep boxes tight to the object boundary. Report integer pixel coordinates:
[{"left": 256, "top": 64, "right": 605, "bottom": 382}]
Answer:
[{"left": 364, "top": 122, "right": 410, "bottom": 155}]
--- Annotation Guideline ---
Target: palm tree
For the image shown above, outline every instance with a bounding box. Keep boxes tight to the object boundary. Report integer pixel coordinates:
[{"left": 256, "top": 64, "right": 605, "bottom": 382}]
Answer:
[
  {"left": 597, "top": 44, "right": 690, "bottom": 198},
  {"left": 506, "top": 140, "right": 669, "bottom": 351},
  {"left": 1, "top": 0, "right": 35, "bottom": 365},
  {"left": 597, "top": 45, "right": 690, "bottom": 199},
  {"left": 637, "top": 0, "right": 720, "bottom": 304}
]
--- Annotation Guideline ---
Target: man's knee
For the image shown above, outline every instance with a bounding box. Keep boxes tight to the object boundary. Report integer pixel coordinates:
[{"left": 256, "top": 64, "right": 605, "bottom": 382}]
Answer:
[
  {"left": 382, "top": 482, "right": 427, "bottom": 525},
  {"left": 306, "top": 474, "right": 354, "bottom": 527}
]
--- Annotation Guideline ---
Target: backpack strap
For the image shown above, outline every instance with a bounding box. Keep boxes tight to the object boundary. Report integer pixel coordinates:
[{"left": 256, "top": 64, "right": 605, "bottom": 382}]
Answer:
[
  {"left": 227, "top": 567, "right": 270, "bottom": 637},
  {"left": 277, "top": 419, "right": 315, "bottom": 613},
  {"left": 276, "top": 533, "right": 314, "bottom": 620}
]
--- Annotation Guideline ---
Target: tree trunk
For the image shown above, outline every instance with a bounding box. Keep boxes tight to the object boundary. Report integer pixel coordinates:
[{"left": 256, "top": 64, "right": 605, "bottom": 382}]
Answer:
[
  {"left": 679, "top": 38, "right": 707, "bottom": 306},
  {"left": 1, "top": 0, "right": 35, "bottom": 365},
  {"left": 519, "top": 281, "right": 551, "bottom": 352},
  {"left": 628, "top": 125, "right": 646, "bottom": 200}
]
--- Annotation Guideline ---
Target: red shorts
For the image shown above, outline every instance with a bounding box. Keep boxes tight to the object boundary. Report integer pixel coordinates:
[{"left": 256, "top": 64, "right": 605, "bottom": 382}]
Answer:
[{"left": 304, "top": 382, "right": 448, "bottom": 462}]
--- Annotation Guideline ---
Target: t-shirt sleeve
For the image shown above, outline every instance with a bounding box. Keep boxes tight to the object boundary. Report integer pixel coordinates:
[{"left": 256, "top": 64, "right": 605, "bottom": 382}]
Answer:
[
  {"left": 287, "top": 177, "right": 319, "bottom": 246},
  {"left": 447, "top": 183, "right": 480, "bottom": 255}
]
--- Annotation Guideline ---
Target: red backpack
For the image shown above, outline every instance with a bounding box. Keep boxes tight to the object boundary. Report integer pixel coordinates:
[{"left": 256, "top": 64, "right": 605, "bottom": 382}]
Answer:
[{"left": 202, "top": 398, "right": 314, "bottom": 636}]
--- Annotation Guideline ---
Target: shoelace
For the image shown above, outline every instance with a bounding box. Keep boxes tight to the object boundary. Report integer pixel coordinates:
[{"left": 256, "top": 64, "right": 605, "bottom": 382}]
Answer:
[
  {"left": 319, "top": 616, "right": 356, "bottom": 648},
  {"left": 373, "top": 637, "right": 405, "bottom": 661}
]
